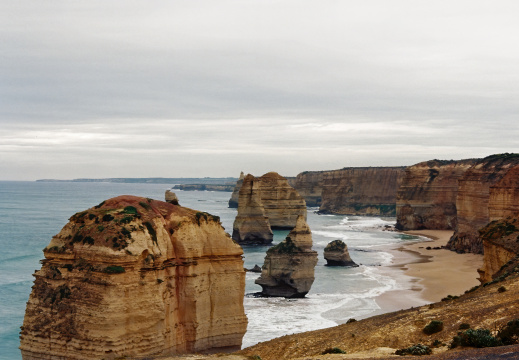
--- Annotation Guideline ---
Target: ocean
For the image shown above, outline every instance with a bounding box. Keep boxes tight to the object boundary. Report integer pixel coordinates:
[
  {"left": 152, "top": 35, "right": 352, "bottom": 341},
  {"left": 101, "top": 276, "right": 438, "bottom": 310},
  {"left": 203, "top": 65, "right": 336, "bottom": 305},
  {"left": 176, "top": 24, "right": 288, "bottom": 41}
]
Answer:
[{"left": 0, "top": 181, "right": 425, "bottom": 359}]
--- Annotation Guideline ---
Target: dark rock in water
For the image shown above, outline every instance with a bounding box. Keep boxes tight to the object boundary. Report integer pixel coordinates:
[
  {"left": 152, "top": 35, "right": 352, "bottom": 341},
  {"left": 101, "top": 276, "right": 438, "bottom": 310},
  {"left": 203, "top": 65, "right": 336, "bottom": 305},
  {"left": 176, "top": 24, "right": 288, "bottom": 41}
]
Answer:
[
  {"left": 324, "top": 240, "right": 358, "bottom": 267},
  {"left": 246, "top": 264, "right": 262, "bottom": 273}
]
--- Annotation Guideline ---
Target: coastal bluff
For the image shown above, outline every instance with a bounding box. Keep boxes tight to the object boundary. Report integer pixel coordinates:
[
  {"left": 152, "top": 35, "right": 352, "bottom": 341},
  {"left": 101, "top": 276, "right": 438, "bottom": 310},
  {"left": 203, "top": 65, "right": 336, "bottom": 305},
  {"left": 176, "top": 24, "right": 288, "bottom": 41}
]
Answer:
[
  {"left": 19, "top": 195, "right": 247, "bottom": 360},
  {"left": 294, "top": 167, "right": 405, "bottom": 215}
]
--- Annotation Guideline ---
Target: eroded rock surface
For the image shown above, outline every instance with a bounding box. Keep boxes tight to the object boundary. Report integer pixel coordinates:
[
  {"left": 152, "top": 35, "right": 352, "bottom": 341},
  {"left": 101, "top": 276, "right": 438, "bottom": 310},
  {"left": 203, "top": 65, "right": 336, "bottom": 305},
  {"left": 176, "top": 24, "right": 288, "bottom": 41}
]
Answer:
[
  {"left": 323, "top": 240, "right": 358, "bottom": 267},
  {"left": 232, "top": 175, "right": 273, "bottom": 245},
  {"left": 255, "top": 216, "right": 317, "bottom": 298},
  {"left": 228, "top": 172, "right": 245, "bottom": 208},
  {"left": 396, "top": 159, "right": 477, "bottom": 230},
  {"left": 20, "top": 195, "right": 247, "bottom": 360},
  {"left": 165, "top": 189, "right": 179, "bottom": 205}
]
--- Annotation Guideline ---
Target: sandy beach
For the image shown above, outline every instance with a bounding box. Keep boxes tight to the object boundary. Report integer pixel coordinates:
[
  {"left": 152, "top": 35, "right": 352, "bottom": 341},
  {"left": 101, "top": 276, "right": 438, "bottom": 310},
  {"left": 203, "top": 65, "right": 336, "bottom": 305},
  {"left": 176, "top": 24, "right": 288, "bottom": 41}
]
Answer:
[{"left": 372, "top": 230, "right": 484, "bottom": 315}]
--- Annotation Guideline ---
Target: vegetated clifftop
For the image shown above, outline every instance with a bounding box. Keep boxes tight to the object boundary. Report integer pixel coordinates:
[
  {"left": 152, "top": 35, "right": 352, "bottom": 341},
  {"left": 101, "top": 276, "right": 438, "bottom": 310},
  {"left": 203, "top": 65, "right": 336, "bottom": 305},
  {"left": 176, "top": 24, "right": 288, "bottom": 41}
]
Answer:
[
  {"left": 232, "top": 174, "right": 273, "bottom": 245},
  {"left": 255, "top": 216, "right": 317, "bottom": 298},
  {"left": 19, "top": 195, "right": 247, "bottom": 360},
  {"left": 396, "top": 159, "right": 478, "bottom": 231},
  {"left": 447, "top": 154, "right": 519, "bottom": 254},
  {"left": 318, "top": 167, "right": 405, "bottom": 216}
]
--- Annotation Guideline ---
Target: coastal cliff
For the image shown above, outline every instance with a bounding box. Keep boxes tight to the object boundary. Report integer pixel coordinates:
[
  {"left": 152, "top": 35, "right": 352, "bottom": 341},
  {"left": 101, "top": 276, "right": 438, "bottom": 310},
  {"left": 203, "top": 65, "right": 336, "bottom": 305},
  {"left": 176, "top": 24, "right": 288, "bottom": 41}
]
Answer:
[
  {"left": 396, "top": 159, "right": 477, "bottom": 230},
  {"left": 447, "top": 154, "right": 519, "bottom": 254},
  {"left": 318, "top": 167, "right": 405, "bottom": 215},
  {"left": 293, "top": 171, "right": 326, "bottom": 207},
  {"left": 232, "top": 175, "right": 273, "bottom": 245},
  {"left": 19, "top": 195, "right": 247, "bottom": 360},
  {"left": 255, "top": 216, "right": 317, "bottom": 298}
]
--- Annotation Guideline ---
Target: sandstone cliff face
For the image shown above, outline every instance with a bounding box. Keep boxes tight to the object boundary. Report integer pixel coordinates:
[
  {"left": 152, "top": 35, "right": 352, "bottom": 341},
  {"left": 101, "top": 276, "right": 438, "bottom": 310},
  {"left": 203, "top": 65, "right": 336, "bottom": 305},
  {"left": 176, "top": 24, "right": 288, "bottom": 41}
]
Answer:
[
  {"left": 258, "top": 172, "right": 307, "bottom": 229},
  {"left": 228, "top": 172, "right": 245, "bottom": 208},
  {"left": 396, "top": 159, "right": 477, "bottom": 230},
  {"left": 477, "top": 217, "right": 519, "bottom": 283},
  {"left": 20, "top": 195, "right": 247, "bottom": 360},
  {"left": 318, "top": 167, "right": 405, "bottom": 216},
  {"left": 323, "top": 240, "right": 357, "bottom": 267},
  {"left": 255, "top": 216, "right": 317, "bottom": 298},
  {"left": 293, "top": 171, "right": 326, "bottom": 207},
  {"left": 232, "top": 175, "right": 273, "bottom": 245},
  {"left": 447, "top": 154, "right": 519, "bottom": 254}
]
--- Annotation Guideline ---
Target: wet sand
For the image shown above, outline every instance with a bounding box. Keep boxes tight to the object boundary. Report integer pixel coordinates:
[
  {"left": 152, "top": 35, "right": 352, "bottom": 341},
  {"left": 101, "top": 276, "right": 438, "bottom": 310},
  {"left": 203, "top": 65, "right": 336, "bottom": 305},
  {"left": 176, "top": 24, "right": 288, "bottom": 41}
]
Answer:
[{"left": 372, "top": 230, "right": 483, "bottom": 315}]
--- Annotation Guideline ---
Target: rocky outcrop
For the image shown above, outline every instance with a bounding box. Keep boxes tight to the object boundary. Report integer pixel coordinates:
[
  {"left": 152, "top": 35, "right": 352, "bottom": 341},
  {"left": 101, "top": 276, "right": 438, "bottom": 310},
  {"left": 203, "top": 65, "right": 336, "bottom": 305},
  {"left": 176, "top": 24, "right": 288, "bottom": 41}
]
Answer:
[
  {"left": 323, "top": 240, "right": 358, "bottom": 267},
  {"left": 165, "top": 189, "right": 179, "bottom": 205},
  {"left": 20, "top": 195, "right": 247, "bottom": 360},
  {"left": 255, "top": 216, "right": 317, "bottom": 298},
  {"left": 318, "top": 167, "right": 405, "bottom": 215},
  {"left": 477, "top": 217, "right": 519, "bottom": 283},
  {"left": 258, "top": 172, "right": 307, "bottom": 229},
  {"left": 447, "top": 154, "right": 519, "bottom": 254},
  {"left": 396, "top": 159, "right": 477, "bottom": 230},
  {"left": 232, "top": 175, "right": 273, "bottom": 245},
  {"left": 173, "top": 184, "right": 234, "bottom": 192},
  {"left": 228, "top": 172, "right": 245, "bottom": 208}
]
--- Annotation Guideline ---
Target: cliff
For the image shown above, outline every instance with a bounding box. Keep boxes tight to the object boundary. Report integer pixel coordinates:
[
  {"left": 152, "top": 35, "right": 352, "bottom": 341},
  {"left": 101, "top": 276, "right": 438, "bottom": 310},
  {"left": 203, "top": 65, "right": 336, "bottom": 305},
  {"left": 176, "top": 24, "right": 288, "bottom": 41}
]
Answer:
[
  {"left": 173, "top": 184, "right": 235, "bottom": 192},
  {"left": 323, "top": 240, "right": 357, "bottom": 267},
  {"left": 255, "top": 216, "right": 317, "bottom": 298},
  {"left": 447, "top": 154, "right": 519, "bottom": 254},
  {"left": 232, "top": 175, "right": 273, "bottom": 245},
  {"left": 318, "top": 167, "right": 405, "bottom": 215},
  {"left": 257, "top": 172, "right": 307, "bottom": 229},
  {"left": 396, "top": 159, "right": 477, "bottom": 230},
  {"left": 293, "top": 171, "right": 326, "bottom": 207},
  {"left": 19, "top": 195, "right": 247, "bottom": 360},
  {"left": 228, "top": 172, "right": 245, "bottom": 208}
]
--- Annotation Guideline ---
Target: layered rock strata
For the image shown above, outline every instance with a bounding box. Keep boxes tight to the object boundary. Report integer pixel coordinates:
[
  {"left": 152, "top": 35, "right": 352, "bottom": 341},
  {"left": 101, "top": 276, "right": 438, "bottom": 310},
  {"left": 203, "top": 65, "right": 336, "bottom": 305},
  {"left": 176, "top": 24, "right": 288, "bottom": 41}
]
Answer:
[
  {"left": 255, "top": 216, "right": 318, "bottom": 298},
  {"left": 293, "top": 171, "right": 326, "bottom": 207},
  {"left": 257, "top": 172, "right": 307, "bottom": 229},
  {"left": 318, "top": 167, "right": 405, "bottom": 215},
  {"left": 477, "top": 217, "right": 519, "bottom": 283},
  {"left": 447, "top": 154, "right": 519, "bottom": 254},
  {"left": 232, "top": 175, "right": 273, "bottom": 245},
  {"left": 228, "top": 172, "right": 245, "bottom": 208},
  {"left": 323, "top": 240, "right": 358, "bottom": 267},
  {"left": 20, "top": 195, "right": 247, "bottom": 360},
  {"left": 396, "top": 159, "right": 477, "bottom": 230}
]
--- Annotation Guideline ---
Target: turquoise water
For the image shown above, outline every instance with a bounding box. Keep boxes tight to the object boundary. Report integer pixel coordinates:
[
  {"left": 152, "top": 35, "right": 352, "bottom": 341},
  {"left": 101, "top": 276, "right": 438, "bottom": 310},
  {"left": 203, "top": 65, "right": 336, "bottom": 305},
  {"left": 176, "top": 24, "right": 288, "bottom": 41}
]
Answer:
[{"left": 0, "top": 181, "right": 420, "bottom": 359}]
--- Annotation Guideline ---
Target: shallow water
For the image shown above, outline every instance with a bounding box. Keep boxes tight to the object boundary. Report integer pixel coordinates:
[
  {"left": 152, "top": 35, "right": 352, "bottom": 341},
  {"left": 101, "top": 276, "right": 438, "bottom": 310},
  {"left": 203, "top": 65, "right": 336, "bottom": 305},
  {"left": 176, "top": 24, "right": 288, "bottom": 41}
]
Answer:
[{"left": 0, "top": 181, "right": 422, "bottom": 359}]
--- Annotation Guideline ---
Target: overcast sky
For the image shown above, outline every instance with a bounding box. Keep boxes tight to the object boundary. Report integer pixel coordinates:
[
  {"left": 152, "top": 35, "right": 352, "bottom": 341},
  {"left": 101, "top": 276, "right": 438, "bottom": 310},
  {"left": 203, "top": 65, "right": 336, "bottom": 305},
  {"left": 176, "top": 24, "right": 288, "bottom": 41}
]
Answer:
[{"left": 1, "top": 1, "right": 518, "bottom": 180}]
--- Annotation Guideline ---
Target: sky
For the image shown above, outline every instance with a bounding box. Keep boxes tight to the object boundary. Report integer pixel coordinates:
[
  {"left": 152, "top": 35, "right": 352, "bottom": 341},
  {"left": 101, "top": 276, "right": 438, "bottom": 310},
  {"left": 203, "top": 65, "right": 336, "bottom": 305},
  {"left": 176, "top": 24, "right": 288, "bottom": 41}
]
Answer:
[{"left": 1, "top": 1, "right": 518, "bottom": 180}]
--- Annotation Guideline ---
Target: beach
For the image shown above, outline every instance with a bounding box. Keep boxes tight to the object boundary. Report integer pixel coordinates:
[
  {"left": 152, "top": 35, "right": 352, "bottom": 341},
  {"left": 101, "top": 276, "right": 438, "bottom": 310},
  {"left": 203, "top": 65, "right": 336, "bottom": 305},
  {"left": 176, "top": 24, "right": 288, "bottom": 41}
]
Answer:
[{"left": 373, "top": 230, "right": 484, "bottom": 315}]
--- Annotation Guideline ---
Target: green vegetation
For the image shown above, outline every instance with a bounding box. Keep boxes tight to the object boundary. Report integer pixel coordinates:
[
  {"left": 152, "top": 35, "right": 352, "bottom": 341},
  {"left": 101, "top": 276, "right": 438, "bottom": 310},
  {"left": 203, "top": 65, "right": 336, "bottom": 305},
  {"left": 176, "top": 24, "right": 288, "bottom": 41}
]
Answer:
[
  {"left": 451, "top": 329, "right": 502, "bottom": 348},
  {"left": 459, "top": 323, "right": 471, "bottom": 330},
  {"left": 479, "top": 218, "right": 518, "bottom": 241},
  {"left": 441, "top": 294, "right": 459, "bottom": 301},
  {"left": 103, "top": 266, "right": 125, "bottom": 274},
  {"left": 322, "top": 347, "right": 346, "bottom": 354},
  {"left": 324, "top": 239, "right": 346, "bottom": 252},
  {"left": 139, "top": 201, "right": 151, "bottom": 210},
  {"left": 82, "top": 236, "right": 95, "bottom": 245},
  {"left": 122, "top": 206, "right": 138, "bottom": 215},
  {"left": 195, "top": 211, "right": 221, "bottom": 225},
  {"left": 267, "top": 237, "right": 301, "bottom": 254},
  {"left": 498, "top": 319, "right": 519, "bottom": 345},
  {"left": 144, "top": 221, "right": 158, "bottom": 244},
  {"left": 395, "top": 344, "right": 431, "bottom": 356},
  {"left": 423, "top": 320, "right": 444, "bottom": 335},
  {"left": 248, "top": 356, "right": 262, "bottom": 360},
  {"left": 97, "top": 225, "right": 104, "bottom": 232},
  {"left": 102, "top": 214, "right": 114, "bottom": 222},
  {"left": 94, "top": 200, "right": 105, "bottom": 208}
]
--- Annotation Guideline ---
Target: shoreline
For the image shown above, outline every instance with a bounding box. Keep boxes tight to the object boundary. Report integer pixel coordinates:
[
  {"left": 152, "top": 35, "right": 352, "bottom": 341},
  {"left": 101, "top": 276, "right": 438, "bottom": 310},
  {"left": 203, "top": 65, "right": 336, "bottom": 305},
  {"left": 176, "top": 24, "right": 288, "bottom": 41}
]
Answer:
[{"left": 371, "top": 230, "right": 483, "bottom": 316}]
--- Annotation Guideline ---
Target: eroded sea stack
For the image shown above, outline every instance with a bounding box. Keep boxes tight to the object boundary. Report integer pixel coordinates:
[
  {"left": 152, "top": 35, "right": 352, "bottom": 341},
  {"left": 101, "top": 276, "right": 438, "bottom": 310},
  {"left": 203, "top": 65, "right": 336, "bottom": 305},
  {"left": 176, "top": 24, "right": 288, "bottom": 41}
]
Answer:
[
  {"left": 323, "top": 240, "right": 358, "bottom": 267},
  {"left": 228, "top": 171, "right": 245, "bottom": 208},
  {"left": 396, "top": 159, "right": 477, "bottom": 230},
  {"left": 255, "top": 216, "right": 318, "bottom": 298},
  {"left": 447, "top": 154, "right": 519, "bottom": 254},
  {"left": 232, "top": 175, "right": 273, "bottom": 245},
  {"left": 20, "top": 195, "right": 247, "bottom": 360}
]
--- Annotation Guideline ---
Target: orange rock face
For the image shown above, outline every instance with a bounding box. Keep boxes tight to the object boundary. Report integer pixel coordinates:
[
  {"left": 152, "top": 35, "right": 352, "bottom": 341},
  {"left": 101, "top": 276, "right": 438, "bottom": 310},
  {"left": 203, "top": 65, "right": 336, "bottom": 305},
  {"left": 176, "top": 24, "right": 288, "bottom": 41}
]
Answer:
[
  {"left": 20, "top": 196, "right": 247, "bottom": 360},
  {"left": 447, "top": 154, "right": 519, "bottom": 254},
  {"left": 228, "top": 171, "right": 245, "bottom": 208},
  {"left": 396, "top": 159, "right": 477, "bottom": 230},
  {"left": 318, "top": 167, "right": 405, "bottom": 215}
]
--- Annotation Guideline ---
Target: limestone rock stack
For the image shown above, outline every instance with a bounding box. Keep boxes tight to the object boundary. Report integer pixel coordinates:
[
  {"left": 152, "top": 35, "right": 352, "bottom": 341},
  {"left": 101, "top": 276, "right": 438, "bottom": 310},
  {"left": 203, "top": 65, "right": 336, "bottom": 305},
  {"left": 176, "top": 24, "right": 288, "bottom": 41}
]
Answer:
[
  {"left": 447, "top": 154, "right": 519, "bottom": 254},
  {"left": 228, "top": 171, "right": 245, "bottom": 208},
  {"left": 20, "top": 195, "right": 247, "bottom": 360},
  {"left": 255, "top": 216, "right": 318, "bottom": 298},
  {"left": 232, "top": 174, "right": 273, "bottom": 245},
  {"left": 323, "top": 240, "right": 358, "bottom": 267},
  {"left": 165, "top": 189, "right": 179, "bottom": 205},
  {"left": 396, "top": 159, "right": 477, "bottom": 230},
  {"left": 257, "top": 172, "right": 307, "bottom": 229}
]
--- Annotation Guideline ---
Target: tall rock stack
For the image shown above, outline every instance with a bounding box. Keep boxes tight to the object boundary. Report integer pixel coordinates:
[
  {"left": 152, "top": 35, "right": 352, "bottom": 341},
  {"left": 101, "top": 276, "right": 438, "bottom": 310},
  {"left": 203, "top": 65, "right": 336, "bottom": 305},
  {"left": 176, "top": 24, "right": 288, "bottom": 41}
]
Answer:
[
  {"left": 396, "top": 159, "right": 477, "bottom": 230},
  {"left": 447, "top": 154, "right": 519, "bottom": 254},
  {"left": 232, "top": 174, "right": 273, "bottom": 245},
  {"left": 257, "top": 172, "right": 307, "bottom": 229},
  {"left": 228, "top": 171, "right": 245, "bottom": 208},
  {"left": 20, "top": 196, "right": 247, "bottom": 360},
  {"left": 255, "top": 216, "right": 318, "bottom": 298}
]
